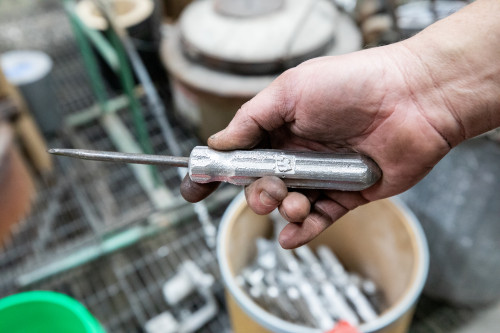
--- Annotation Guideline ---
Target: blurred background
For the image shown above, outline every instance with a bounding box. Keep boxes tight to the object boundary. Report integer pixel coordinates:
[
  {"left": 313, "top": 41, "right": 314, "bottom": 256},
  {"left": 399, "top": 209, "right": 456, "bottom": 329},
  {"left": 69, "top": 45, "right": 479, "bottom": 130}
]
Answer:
[{"left": 1, "top": 0, "right": 499, "bottom": 332}]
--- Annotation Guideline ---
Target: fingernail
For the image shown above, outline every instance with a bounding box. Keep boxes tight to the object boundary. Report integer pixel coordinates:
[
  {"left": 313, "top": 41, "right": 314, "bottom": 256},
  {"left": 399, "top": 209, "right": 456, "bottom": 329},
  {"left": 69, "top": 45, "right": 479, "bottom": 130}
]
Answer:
[
  {"left": 280, "top": 207, "right": 289, "bottom": 220},
  {"left": 209, "top": 130, "right": 224, "bottom": 142},
  {"left": 260, "top": 191, "right": 279, "bottom": 207}
]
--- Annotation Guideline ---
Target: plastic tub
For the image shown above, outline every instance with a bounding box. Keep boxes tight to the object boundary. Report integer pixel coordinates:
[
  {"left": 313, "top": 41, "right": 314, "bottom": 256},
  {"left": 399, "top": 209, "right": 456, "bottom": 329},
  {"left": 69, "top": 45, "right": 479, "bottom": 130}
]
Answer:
[{"left": 0, "top": 291, "right": 105, "bottom": 333}]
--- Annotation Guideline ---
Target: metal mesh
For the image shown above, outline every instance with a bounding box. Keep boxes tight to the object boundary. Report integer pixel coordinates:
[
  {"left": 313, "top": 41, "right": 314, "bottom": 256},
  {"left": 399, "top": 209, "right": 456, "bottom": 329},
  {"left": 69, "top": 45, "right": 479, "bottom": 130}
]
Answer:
[
  {"left": 0, "top": 1, "right": 232, "bottom": 332},
  {"left": 24, "top": 223, "right": 231, "bottom": 333}
]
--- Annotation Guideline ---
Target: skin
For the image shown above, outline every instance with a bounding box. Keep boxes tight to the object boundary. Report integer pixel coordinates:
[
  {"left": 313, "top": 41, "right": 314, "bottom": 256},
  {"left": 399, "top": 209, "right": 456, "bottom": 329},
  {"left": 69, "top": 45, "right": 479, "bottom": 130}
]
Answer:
[{"left": 181, "top": 0, "right": 500, "bottom": 249}]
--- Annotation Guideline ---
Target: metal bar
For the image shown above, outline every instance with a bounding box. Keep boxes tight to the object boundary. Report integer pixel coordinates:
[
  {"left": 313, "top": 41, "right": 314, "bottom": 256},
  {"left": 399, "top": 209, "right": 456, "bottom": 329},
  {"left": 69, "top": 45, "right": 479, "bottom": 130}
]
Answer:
[
  {"left": 63, "top": 0, "right": 110, "bottom": 112},
  {"left": 104, "top": 26, "right": 155, "bottom": 159},
  {"left": 65, "top": 5, "right": 120, "bottom": 72},
  {"left": 64, "top": 88, "right": 143, "bottom": 127}
]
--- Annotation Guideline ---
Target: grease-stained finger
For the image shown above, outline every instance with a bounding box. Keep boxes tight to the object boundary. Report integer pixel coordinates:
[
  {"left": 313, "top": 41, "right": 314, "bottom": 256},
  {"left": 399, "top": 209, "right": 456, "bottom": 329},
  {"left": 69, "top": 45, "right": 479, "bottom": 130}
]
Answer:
[
  {"left": 278, "top": 192, "right": 311, "bottom": 222},
  {"left": 278, "top": 197, "right": 349, "bottom": 249},
  {"left": 180, "top": 174, "right": 220, "bottom": 203},
  {"left": 244, "top": 176, "right": 287, "bottom": 215}
]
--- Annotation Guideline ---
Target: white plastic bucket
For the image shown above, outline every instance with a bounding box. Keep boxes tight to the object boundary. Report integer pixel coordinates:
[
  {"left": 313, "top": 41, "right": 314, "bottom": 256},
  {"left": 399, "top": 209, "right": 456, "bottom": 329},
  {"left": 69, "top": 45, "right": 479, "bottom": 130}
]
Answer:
[{"left": 218, "top": 192, "right": 429, "bottom": 333}]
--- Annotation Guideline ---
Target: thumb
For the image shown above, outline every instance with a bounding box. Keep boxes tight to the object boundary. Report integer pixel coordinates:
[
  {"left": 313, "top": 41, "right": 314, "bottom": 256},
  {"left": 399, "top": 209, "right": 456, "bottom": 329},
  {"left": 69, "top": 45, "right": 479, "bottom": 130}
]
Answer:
[{"left": 208, "top": 70, "right": 297, "bottom": 151}]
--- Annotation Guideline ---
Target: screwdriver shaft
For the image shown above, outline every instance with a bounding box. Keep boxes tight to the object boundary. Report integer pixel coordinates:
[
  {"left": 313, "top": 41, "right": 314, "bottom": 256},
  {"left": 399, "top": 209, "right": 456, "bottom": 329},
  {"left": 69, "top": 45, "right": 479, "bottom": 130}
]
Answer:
[{"left": 48, "top": 148, "right": 189, "bottom": 168}]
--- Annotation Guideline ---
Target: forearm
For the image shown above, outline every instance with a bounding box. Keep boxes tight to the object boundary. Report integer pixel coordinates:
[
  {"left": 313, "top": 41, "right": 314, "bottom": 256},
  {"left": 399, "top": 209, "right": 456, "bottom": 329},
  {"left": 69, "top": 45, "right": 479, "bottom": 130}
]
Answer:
[{"left": 399, "top": 0, "right": 500, "bottom": 147}]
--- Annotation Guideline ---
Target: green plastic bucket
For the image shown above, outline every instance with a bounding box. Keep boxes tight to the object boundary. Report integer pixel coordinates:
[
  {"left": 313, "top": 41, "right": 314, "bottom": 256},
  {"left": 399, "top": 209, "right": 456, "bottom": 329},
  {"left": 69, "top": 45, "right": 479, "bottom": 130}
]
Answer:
[{"left": 0, "top": 291, "right": 105, "bottom": 333}]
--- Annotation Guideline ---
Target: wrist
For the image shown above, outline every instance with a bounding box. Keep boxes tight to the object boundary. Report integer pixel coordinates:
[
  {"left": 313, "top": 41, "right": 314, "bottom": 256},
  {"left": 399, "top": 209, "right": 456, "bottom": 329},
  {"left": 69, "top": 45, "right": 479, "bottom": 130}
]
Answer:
[{"left": 398, "top": 0, "right": 500, "bottom": 146}]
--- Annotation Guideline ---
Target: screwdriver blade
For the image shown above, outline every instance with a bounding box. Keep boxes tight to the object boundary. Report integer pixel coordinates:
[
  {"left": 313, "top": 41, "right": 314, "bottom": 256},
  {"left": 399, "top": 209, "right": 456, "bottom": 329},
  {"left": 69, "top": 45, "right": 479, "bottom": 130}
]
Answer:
[{"left": 48, "top": 148, "right": 189, "bottom": 168}]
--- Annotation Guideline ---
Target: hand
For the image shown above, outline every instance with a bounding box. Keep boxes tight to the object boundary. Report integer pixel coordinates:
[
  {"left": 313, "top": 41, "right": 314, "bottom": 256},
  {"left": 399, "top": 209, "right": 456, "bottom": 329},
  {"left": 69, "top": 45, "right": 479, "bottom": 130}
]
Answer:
[
  {"left": 181, "top": 0, "right": 500, "bottom": 248},
  {"left": 181, "top": 43, "right": 453, "bottom": 247}
]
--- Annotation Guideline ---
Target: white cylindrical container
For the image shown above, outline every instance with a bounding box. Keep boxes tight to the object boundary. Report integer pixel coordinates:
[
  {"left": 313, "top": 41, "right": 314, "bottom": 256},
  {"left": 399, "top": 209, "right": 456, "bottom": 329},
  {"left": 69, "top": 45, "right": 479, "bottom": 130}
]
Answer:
[
  {"left": 1, "top": 50, "right": 59, "bottom": 135},
  {"left": 218, "top": 192, "right": 429, "bottom": 333}
]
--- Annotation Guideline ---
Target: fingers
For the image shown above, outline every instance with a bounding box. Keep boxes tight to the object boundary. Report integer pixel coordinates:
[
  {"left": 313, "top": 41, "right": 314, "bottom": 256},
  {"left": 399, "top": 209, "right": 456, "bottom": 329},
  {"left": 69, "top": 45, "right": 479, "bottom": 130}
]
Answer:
[
  {"left": 244, "top": 177, "right": 313, "bottom": 219},
  {"left": 276, "top": 191, "right": 370, "bottom": 248},
  {"left": 243, "top": 177, "right": 358, "bottom": 249},
  {"left": 279, "top": 192, "right": 311, "bottom": 222},
  {"left": 244, "top": 176, "right": 288, "bottom": 215},
  {"left": 180, "top": 174, "right": 220, "bottom": 203},
  {"left": 182, "top": 169, "right": 370, "bottom": 249},
  {"left": 278, "top": 199, "right": 349, "bottom": 249}
]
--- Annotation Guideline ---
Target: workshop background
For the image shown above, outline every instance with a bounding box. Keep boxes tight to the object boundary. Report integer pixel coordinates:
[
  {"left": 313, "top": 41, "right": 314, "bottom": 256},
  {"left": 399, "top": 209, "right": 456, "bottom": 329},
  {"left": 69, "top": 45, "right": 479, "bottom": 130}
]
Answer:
[{"left": 1, "top": 0, "right": 499, "bottom": 332}]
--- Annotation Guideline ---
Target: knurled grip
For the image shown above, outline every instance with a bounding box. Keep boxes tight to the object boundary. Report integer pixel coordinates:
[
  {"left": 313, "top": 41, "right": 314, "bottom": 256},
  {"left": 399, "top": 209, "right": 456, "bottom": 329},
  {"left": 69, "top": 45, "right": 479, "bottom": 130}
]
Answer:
[{"left": 188, "top": 146, "right": 381, "bottom": 191}]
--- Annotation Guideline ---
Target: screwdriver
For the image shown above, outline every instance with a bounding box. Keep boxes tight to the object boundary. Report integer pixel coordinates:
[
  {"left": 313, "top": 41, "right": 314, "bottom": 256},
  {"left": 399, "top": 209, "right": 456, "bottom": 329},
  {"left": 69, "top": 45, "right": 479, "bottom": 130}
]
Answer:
[{"left": 48, "top": 146, "right": 381, "bottom": 191}]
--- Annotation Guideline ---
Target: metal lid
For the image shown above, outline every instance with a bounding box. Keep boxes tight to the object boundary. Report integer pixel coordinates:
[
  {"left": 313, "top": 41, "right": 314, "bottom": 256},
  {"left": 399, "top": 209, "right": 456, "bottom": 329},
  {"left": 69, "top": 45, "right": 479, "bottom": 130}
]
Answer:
[{"left": 179, "top": 0, "right": 338, "bottom": 75}]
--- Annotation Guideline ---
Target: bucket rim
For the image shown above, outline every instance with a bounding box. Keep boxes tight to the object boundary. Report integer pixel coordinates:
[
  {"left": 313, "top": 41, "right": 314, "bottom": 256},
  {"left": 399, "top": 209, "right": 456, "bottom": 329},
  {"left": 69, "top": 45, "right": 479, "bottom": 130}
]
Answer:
[
  {"left": 217, "top": 191, "right": 429, "bottom": 333},
  {"left": 0, "top": 291, "right": 105, "bottom": 333}
]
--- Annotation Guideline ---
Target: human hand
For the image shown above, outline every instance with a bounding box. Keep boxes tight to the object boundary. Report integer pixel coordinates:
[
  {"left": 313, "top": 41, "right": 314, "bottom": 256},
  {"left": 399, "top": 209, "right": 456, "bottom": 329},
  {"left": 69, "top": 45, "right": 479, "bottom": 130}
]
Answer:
[
  {"left": 180, "top": 44, "right": 452, "bottom": 247},
  {"left": 181, "top": 0, "right": 500, "bottom": 248}
]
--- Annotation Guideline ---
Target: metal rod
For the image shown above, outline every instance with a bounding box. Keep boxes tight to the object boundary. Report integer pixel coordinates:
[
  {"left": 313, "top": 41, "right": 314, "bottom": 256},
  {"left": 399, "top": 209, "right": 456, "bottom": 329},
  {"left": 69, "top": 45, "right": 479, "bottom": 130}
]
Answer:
[{"left": 48, "top": 148, "right": 189, "bottom": 167}]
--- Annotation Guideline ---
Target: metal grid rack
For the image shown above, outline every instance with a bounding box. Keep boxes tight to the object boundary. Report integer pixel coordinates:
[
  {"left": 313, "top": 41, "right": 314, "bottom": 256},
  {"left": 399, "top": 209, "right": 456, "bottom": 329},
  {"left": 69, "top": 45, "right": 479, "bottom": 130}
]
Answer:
[
  {"left": 0, "top": 1, "right": 485, "bottom": 332},
  {"left": 24, "top": 223, "right": 232, "bottom": 332},
  {"left": 0, "top": 1, "right": 234, "bottom": 332}
]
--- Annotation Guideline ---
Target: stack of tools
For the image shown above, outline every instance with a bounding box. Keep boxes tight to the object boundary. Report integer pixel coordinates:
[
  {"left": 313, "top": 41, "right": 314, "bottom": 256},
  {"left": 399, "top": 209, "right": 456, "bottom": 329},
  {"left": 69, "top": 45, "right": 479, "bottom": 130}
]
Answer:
[{"left": 237, "top": 236, "right": 385, "bottom": 330}]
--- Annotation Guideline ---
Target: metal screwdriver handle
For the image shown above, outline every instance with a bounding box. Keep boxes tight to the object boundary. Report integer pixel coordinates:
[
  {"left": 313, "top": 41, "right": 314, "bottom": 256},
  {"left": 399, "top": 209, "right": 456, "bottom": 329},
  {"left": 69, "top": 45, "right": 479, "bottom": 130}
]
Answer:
[
  {"left": 49, "top": 146, "right": 381, "bottom": 191},
  {"left": 189, "top": 146, "right": 381, "bottom": 191}
]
